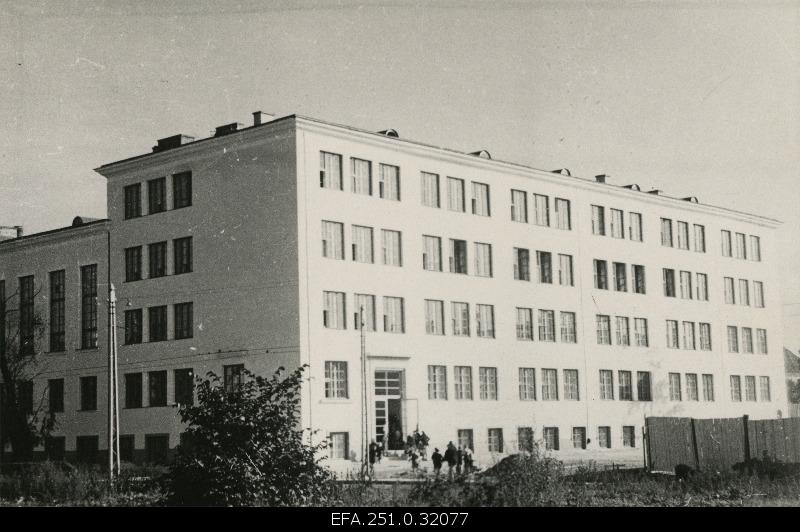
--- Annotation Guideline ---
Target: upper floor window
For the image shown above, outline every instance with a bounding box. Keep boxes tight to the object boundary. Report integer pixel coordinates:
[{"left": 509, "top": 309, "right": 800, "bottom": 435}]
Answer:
[
  {"left": 447, "top": 177, "right": 465, "bottom": 212},
  {"left": 474, "top": 243, "right": 493, "bottom": 277},
  {"left": 323, "top": 291, "right": 346, "bottom": 330},
  {"left": 610, "top": 209, "right": 624, "bottom": 239},
  {"left": 354, "top": 294, "right": 376, "bottom": 331},
  {"left": 693, "top": 224, "right": 706, "bottom": 252},
  {"left": 676, "top": 221, "right": 689, "bottom": 250},
  {"left": 424, "top": 299, "right": 445, "bottom": 336},
  {"left": 422, "top": 235, "right": 442, "bottom": 271},
  {"left": 381, "top": 230, "right": 402, "bottom": 267},
  {"left": 223, "top": 364, "right": 245, "bottom": 395},
  {"left": 80, "top": 376, "right": 98, "bottom": 411},
  {"left": 513, "top": 247, "right": 530, "bottom": 281},
  {"left": 516, "top": 307, "right": 533, "bottom": 340},
  {"left": 599, "top": 370, "right": 614, "bottom": 400},
  {"left": 660, "top": 218, "right": 673, "bottom": 247},
  {"left": 594, "top": 259, "right": 608, "bottom": 290},
  {"left": 80, "top": 265, "right": 98, "bottom": 349},
  {"left": 558, "top": 254, "right": 573, "bottom": 287},
  {"left": 421, "top": 172, "right": 440, "bottom": 208},
  {"left": 753, "top": 281, "right": 765, "bottom": 308},
  {"left": 451, "top": 302, "right": 470, "bottom": 336},
  {"left": 721, "top": 230, "right": 732, "bottom": 257},
  {"left": 591, "top": 205, "right": 605, "bottom": 235},
  {"left": 596, "top": 314, "right": 611, "bottom": 345},
  {"left": 699, "top": 322, "right": 712, "bottom": 351},
  {"left": 479, "top": 367, "right": 498, "bottom": 400},
  {"left": 637, "top": 371, "right": 652, "bottom": 401},
  {"left": 351, "top": 158, "right": 372, "bottom": 196},
  {"left": 734, "top": 232, "right": 747, "bottom": 259},
  {"left": 615, "top": 316, "right": 630, "bottom": 346},
  {"left": 173, "top": 171, "right": 192, "bottom": 209},
  {"left": 174, "top": 237, "right": 193, "bottom": 275},
  {"left": 532, "top": 194, "right": 549, "bottom": 226},
  {"left": 511, "top": 190, "right": 528, "bottom": 223},
  {"left": 724, "top": 277, "right": 736, "bottom": 304},
  {"left": 696, "top": 273, "right": 708, "bottom": 301},
  {"left": 679, "top": 271, "right": 693, "bottom": 300},
  {"left": 449, "top": 239, "right": 468, "bottom": 274},
  {"left": 125, "top": 246, "right": 142, "bottom": 282},
  {"left": 541, "top": 369, "right": 559, "bottom": 401},
  {"left": 174, "top": 302, "right": 193, "bottom": 340},
  {"left": 536, "top": 251, "right": 552, "bottom": 284},
  {"left": 379, "top": 164, "right": 400, "bottom": 201},
  {"left": 148, "top": 370, "right": 168, "bottom": 407},
  {"left": 383, "top": 296, "right": 405, "bottom": 333},
  {"left": 629, "top": 212, "right": 643, "bottom": 242},
  {"left": 455, "top": 366, "right": 473, "bottom": 400},
  {"left": 613, "top": 262, "right": 627, "bottom": 292},
  {"left": 471, "top": 182, "right": 490, "bottom": 216},
  {"left": 663, "top": 268, "right": 676, "bottom": 297},
  {"left": 730, "top": 375, "right": 742, "bottom": 402},
  {"left": 666, "top": 320, "right": 679, "bottom": 349},
  {"left": 476, "top": 304, "right": 495, "bottom": 338},
  {"left": 427, "top": 365, "right": 447, "bottom": 400},
  {"left": 634, "top": 318, "right": 649, "bottom": 347},
  {"left": 148, "top": 305, "right": 167, "bottom": 342},
  {"left": 49, "top": 270, "right": 66, "bottom": 353},
  {"left": 148, "top": 177, "right": 166, "bottom": 215},
  {"left": 124, "top": 309, "right": 142, "bottom": 345},
  {"left": 750, "top": 235, "right": 761, "bottom": 261},
  {"left": 124, "top": 183, "right": 142, "bottom": 219},
  {"left": 563, "top": 369, "right": 580, "bottom": 400},
  {"left": 560, "top": 312, "right": 577, "bottom": 343},
  {"left": 148, "top": 242, "right": 167, "bottom": 278},
  {"left": 519, "top": 368, "right": 536, "bottom": 401},
  {"left": 321, "top": 221, "right": 344, "bottom": 260},
  {"left": 351, "top": 225, "right": 374, "bottom": 263},
  {"left": 320, "top": 151, "right": 343, "bottom": 190},
  {"left": 554, "top": 198, "right": 571, "bottom": 230},
  {"left": 632, "top": 265, "right": 646, "bottom": 294},
  {"left": 538, "top": 309, "right": 555, "bottom": 342}
]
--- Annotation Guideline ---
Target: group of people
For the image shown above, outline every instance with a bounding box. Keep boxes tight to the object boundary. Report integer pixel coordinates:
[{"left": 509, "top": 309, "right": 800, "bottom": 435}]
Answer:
[{"left": 431, "top": 441, "right": 474, "bottom": 479}]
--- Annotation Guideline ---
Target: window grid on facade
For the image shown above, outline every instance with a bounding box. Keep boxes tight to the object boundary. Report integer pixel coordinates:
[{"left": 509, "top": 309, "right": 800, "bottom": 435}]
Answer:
[
  {"left": 666, "top": 320, "right": 679, "bottom": 349},
  {"left": 80, "top": 265, "right": 98, "bottom": 349},
  {"left": 730, "top": 375, "right": 742, "bottom": 401},
  {"left": 223, "top": 364, "right": 244, "bottom": 395},
  {"left": 449, "top": 239, "right": 468, "bottom": 274},
  {"left": 471, "top": 182, "right": 490, "bottom": 216},
  {"left": 383, "top": 296, "right": 405, "bottom": 333},
  {"left": 514, "top": 247, "right": 530, "bottom": 281},
  {"left": 452, "top": 302, "right": 470, "bottom": 336},
  {"left": 756, "top": 329, "right": 768, "bottom": 354},
  {"left": 148, "top": 305, "right": 167, "bottom": 342},
  {"left": 479, "top": 367, "right": 498, "bottom": 400},
  {"left": 660, "top": 218, "right": 673, "bottom": 247},
  {"left": 323, "top": 291, "right": 346, "bottom": 330},
  {"left": 745, "top": 375, "right": 757, "bottom": 402},
  {"left": 596, "top": 315, "right": 611, "bottom": 345},
  {"left": 354, "top": 293, "right": 376, "bottom": 331},
  {"left": 564, "top": 369, "right": 579, "bottom": 400},
  {"left": 511, "top": 189, "right": 528, "bottom": 223},
  {"left": 454, "top": 366, "right": 473, "bottom": 400},
  {"left": 694, "top": 224, "right": 706, "bottom": 252},
  {"left": 591, "top": 205, "right": 605, "bottom": 236},
  {"left": 381, "top": 229, "right": 402, "bottom": 266},
  {"left": 682, "top": 321, "right": 696, "bottom": 351},
  {"left": 699, "top": 322, "right": 712, "bottom": 351},
  {"left": 424, "top": 299, "right": 445, "bottom": 335},
  {"left": 538, "top": 309, "right": 555, "bottom": 342},
  {"left": 599, "top": 370, "right": 614, "bottom": 400},
  {"left": 427, "top": 365, "right": 447, "bottom": 400},
  {"left": 80, "top": 376, "right": 97, "bottom": 411},
  {"left": 555, "top": 198, "right": 571, "bottom": 230},
  {"left": 560, "top": 311, "right": 577, "bottom": 343},
  {"left": 598, "top": 427, "right": 611, "bottom": 449},
  {"left": 542, "top": 369, "right": 558, "bottom": 401},
  {"left": 321, "top": 221, "right": 344, "bottom": 260},
  {"left": 125, "top": 246, "right": 142, "bottom": 282},
  {"left": 633, "top": 264, "right": 646, "bottom": 294},
  {"left": 637, "top": 372, "right": 652, "bottom": 401},
  {"left": 669, "top": 373, "right": 682, "bottom": 401},
  {"left": 488, "top": 428, "right": 503, "bottom": 453},
  {"left": 594, "top": 259, "right": 608, "bottom": 290},
  {"left": 125, "top": 309, "right": 142, "bottom": 345},
  {"left": 519, "top": 368, "right": 536, "bottom": 400},
  {"left": 351, "top": 225, "right": 374, "bottom": 263},
  {"left": 615, "top": 316, "right": 630, "bottom": 346},
  {"left": 320, "top": 151, "right": 343, "bottom": 190},
  {"left": 422, "top": 235, "right": 442, "bottom": 271},
  {"left": 476, "top": 304, "right": 495, "bottom": 338},
  {"left": 558, "top": 254, "right": 574, "bottom": 286},
  {"left": 619, "top": 371, "right": 633, "bottom": 401},
  {"left": 702, "top": 374, "right": 714, "bottom": 401},
  {"left": 610, "top": 209, "right": 624, "bottom": 239},
  {"left": 172, "top": 171, "right": 192, "bottom": 209},
  {"left": 49, "top": 270, "right": 65, "bottom": 352},
  {"left": 148, "top": 241, "right": 167, "bottom": 278},
  {"left": 324, "top": 361, "right": 348, "bottom": 399},
  {"left": 474, "top": 243, "right": 493, "bottom": 277},
  {"left": 634, "top": 318, "right": 649, "bottom": 347},
  {"left": 533, "top": 193, "right": 549, "bottom": 226},
  {"left": 614, "top": 262, "right": 627, "bottom": 292},
  {"left": 516, "top": 307, "right": 534, "bottom": 341},
  {"left": 174, "top": 302, "right": 193, "bottom": 340},
  {"left": 759, "top": 376, "right": 771, "bottom": 401},
  {"left": 686, "top": 373, "right": 699, "bottom": 402},
  {"left": 677, "top": 221, "right": 690, "bottom": 250},
  {"left": 174, "top": 368, "right": 194, "bottom": 405},
  {"left": 572, "top": 427, "right": 586, "bottom": 450},
  {"left": 623, "top": 426, "right": 636, "bottom": 448},
  {"left": 174, "top": 237, "right": 193, "bottom": 275},
  {"left": 421, "top": 171, "right": 440, "bottom": 208},
  {"left": 629, "top": 212, "right": 643, "bottom": 242},
  {"left": 147, "top": 177, "right": 166, "bottom": 214},
  {"left": 447, "top": 177, "right": 465, "bottom": 212},
  {"left": 124, "top": 183, "right": 141, "bottom": 219},
  {"left": 148, "top": 370, "right": 167, "bottom": 407},
  {"left": 536, "top": 251, "right": 552, "bottom": 283},
  {"left": 351, "top": 158, "right": 372, "bottom": 195},
  {"left": 544, "top": 427, "right": 560, "bottom": 450}
]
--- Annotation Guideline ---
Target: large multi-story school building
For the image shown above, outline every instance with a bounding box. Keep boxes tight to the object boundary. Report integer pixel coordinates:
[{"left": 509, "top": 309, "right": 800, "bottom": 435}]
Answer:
[{"left": 0, "top": 112, "right": 787, "bottom": 466}]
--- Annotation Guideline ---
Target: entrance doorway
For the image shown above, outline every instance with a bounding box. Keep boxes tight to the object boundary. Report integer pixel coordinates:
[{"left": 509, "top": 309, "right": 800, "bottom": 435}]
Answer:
[{"left": 374, "top": 370, "right": 404, "bottom": 450}]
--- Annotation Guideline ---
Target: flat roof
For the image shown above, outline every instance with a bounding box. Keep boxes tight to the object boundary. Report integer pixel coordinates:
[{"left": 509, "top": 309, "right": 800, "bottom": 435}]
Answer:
[{"left": 0, "top": 218, "right": 109, "bottom": 248}]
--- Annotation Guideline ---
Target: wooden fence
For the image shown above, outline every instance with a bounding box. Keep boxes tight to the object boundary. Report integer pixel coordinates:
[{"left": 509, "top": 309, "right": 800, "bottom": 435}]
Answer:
[{"left": 645, "top": 416, "right": 800, "bottom": 472}]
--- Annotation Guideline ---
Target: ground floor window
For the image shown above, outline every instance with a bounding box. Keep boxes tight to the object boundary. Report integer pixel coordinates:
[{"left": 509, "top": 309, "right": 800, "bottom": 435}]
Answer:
[
  {"left": 488, "top": 428, "right": 503, "bottom": 453},
  {"left": 457, "top": 429, "right": 474, "bottom": 451},
  {"left": 572, "top": 427, "right": 586, "bottom": 449},
  {"left": 518, "top": 427, "right": 534, "bottom": 453},
  {"left": 76, "top": 435, "right": 99, "bottom": 464},
  {"left": 623, "top": 426, "right": 636, "bottom": 448},
  {"left": 144, "top": 434, "right": 170, "bottom": 465},
  {"left": 598, "top": 426, "right": 611, "bottom": 448},
  {"left": 544, "top": 427, "right": 560, "bottom": 450},
  {"left": 120, "top": 435, "right": 135, "bottom": 463},
  {"left": 330, "top": 432, "right": 349, "bottom": 460}
]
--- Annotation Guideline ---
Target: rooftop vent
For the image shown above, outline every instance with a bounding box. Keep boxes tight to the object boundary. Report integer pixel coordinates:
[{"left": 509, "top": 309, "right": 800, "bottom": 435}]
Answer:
[
  {"left": 378, "top": 129, "right": 399, "bottom": 138},
  {"left": 648, "top": 189, "right": 663, "bottom": 195},
  {"left": 214, "top": 122, "right": 244, "bottom": 137},
  {"left": 682, "top": 196, "right": 699, "bottom": 203},
  {"left": 595, "top": 174, "right": 609, "bottom": 183},
  {"left": 469, "top": 150, "right": 492, "bottom": 159},
  {"left": 72, "top": 216, "right": 100, "bottom": 227},
  {"left": 253, "top": 111, "right": 274, "bottom": 126},
  {"left": 623, "top": 184, "right": 641, "bottom": 191},
  {"left": 551, "top": 168, "right": 571, "bottom": 176},
  {"left": 0, "top": 225, "right": 22, "bottom": 241},
  {"left": 152, "top": 134, "right": 195, "bottom": 153}
]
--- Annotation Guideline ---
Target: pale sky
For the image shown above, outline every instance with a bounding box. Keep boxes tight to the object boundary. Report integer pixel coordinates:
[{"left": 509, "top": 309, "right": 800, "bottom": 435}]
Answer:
[{"left": 1, "top": 0, "right": 799, "bottom": 347}]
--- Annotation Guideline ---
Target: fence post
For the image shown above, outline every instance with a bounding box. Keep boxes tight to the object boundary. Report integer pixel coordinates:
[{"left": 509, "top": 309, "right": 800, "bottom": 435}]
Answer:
[
  {"left": 742, "top": 415, "right": 751, "bottom": 463},
  {"left": 690, "top": 418, "right": 700, "bottom": 470}
]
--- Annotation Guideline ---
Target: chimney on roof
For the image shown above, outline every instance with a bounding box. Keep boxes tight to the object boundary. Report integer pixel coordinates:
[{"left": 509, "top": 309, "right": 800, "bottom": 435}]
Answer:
[
  {"left": 595, "top": 174, "right": 609, "bottom": 184},
  {"left": 551, "top": 169, "right": 571, "bottom": 176},
  {"left": 152, "top": 134, "right": 195, "bottom": 152},
  {"left": 15, "top": 225, "right": 23, "bottom": 238},
  {"left": 648, "top": 189, "right": 663, "bottom": 195},
  {"left": 469, "top": 150, "right": 492, "bottom": 159},
  {"left": 214, "top": 122, "right": 243, "bottom": 137},
  {"left": 0, "top": 226, "right": 22, "bottom": 241},
  {"left": 253, "top": 111, "right": 274, "bottom": 126},
  {"left": 378, "top": 129, "right": 399, "bottom": 138}
]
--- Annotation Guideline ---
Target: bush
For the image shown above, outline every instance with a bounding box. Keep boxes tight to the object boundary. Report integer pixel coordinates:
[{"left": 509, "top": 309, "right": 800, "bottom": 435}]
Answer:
[{"left": 167, "top": 365, "right": 334, "bottom": 506}]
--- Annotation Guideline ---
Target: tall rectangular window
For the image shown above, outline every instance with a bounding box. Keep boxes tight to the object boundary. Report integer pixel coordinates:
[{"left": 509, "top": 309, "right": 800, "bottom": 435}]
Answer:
[
  {"left": 541, "top": 369, "right": 558, "bottom": 400},
  {"left": 560, "top": 311, "right": 577, "bottom": 343},
  {"left": 148, "top": 242, "right": 167, "bottom": 278},
  {"left": 447, "top": 177, "right": 465, "bottom": 212},
  {"left": 633, "top": 265, "right": 646, "bottom": 294},
  {"left": 124, "top": 309, "right": 142, "bottom": 344},
  {"left": 147, "top": 177, "right": 166, "bottom": 214},
  {"left": 323, "top": 291, "right": 346, "bottom": 329},
  {"left": 452, "top": 302, "right": 470, "bottom": 337},
  {"left": 174, "top": 302, "right": 193, "bottom": 340},
  {"left": 591, "top": 205, "right": 605, "bottom": 236},
  {"left": 594, "top": 259, "right": 608, "bottom": 290},
  {"left": 629, "top": 212, "right": 643, "bottom": 242},
  {"left": 554, "top": 198, "right": 571, "bottom": 230},
  {"left": 513, "top": 248, "right": 530, "bottom": 281},
  {"left": 173, "top": 237, "right": 193, "bottom": 275},
  {"left": 756, "top": 329, "right": 768, "bottom": 354},
  {"left": 634, "top": 318, "right": 649, "bottom": 347},
  {"left": 599, "top": 370, "right": 614, "bottom": 400},
  {"left": 383, "top": 296, "right": 405, "bottom": 333},
  {"left": 745, "top": 375, "right": 757, "bottom": 402},
  {"left": 80, "top": 376, "right": 97, "bottom": 411},
  {"left": 623, "top": 426, "right": 636, "bottom": 448},
  {"left": 615, "top": 316, "right": 630, "bottom": 346},
  {"left": 533, "top": 193, "right": 549, "bottom": 226},
  {"left": 172, "top": 171, "right": 192, "bottom": 209},
  {"left": 80, "top": 265, "right": 98, "bottom": 349},
  {"left": 321, "top": 221, "right": 345, "bottom": 260},
  {"left": 471, "top": 182, "right": 490, "bottom": 216},
  {"left": 18, "top": 276, "right": 34, "bottom": 355},
  {"left": 735, "top": 232, "right": 747, "bottom": 259},
  {"left": 536, "top": 251, "right": 552, "bottom": 283},
  {"left": 702, "top": 374, "right": 714, "bottom": 401},
  {"left": 721, "top": 230, "right": 732, "bottom": 257},
  {"left": 750, "top": 235, "right": 761, "bottom": 262},
  {"left": 598, "top": 427, "right": 611, "bottom": 449},
  {"left": 663, "top": 268, "right": 676, "bottom": 297},
  {"left": 619, "top": 371, "right": 633, "bottom": 401},
  {"left": 699, "top": 322, "right": 712, "bottom": 351},
  {"left": 379, "top": 164, "right": 400, "bottom": 200},
  {"left": 351, "top": 225, "right": 374, "bottom": 263},
  {"left": 148, "top": 370, "right": 167, "bottom": 407},
  {"left": 572, "top": 427, "right": 586, "bottom": 450},
  {"left": 519, "top": 368, "right": 536, "bottom": 400},
  {"left": 427, "top": 365, "right": 447, "bottom": 400},
  {"left": 48, "top": 378, "right": 64, "bottom": 413},
  {"left": 696, "top": 273, "right": 708, "bottom": 301},
  {"left": 476, "top": 304, "right": 495, "bottom": 338},
  {"left": 730, "top": 375, "right": 742, "bottom": 402},
  {"left": 421, "top": 171, "right": 440, "bottom": 207},
  {"left": 660, "top": 218, "right": 673, "bottom": 247},
  {"left": 759, "top": 376, "right": 771, "bottom": 401},
  {"left": 223, "top": 364, "right": 244, "bottom": 395},
  {"left": 753, "top": 281, "right": 765, "bottom": 308},
  {"left": 324, "top": 361, "right": 348, "bottom": 398},
  {"left": 148, "top": 305, "right": 167, "bottom": 342},
  {"left": 666, "top": 320, "right": 679, "bottom": 349},
  {"left": 724, "top": 277, "right": 736, "bottom": 304},
  {"left": 454, "top": 366, "right": 473, "bottom": 400},
  {"left": 488, "top": 428, "right": 504, "bottom": 453},
  {"left": 677, "top": 221, "right": 690, "bottom": 250},
  {"left": 125, "top": 246, "right": 142, "bottom": 282},
  {"left": 457, "top": 429, "right": 474, "bottom": 452},
  {"left": 320, "top": 151, "right": 343, "bottom": 190},
  {"left": 727, "top": 326, "right": 739, "bottom": 353},
  {"left": 610, "top": 209, "right": 624, "bottom": 238},
  {"left": 613, "top": 262, "right": 627, "bottom": 292},
  {"left": 544, "top": 427, "right": 560, "bottom": 450},
  {"left": 564, "top": 369, "right": 579, "bottom": 400},
  {"left": 738, "top": 279, "right": 750, "bottom": 306},
  {"left": 511, "top": 189, "right": 528, "bottom": 222},
  {"left": 596, "top": 315, "right": 611, "bottom": 345},
  {"left": 693, "top": 224, "right": 706, "bottom": 252},
  {"left": 381, "top": 229, "right": 402, "bottom": 266},
  {"left": 76, "top": 436, "right": 99, "bottom": 464},
  {"left": 351, "top": 158, "right": 372, "bottom": 195},
  {"left": 637, "top": 371, "right": 652, "bottom": 401},
  {"left": 422, "top": 235, "right": 442, "bottom": 271},
  {"left": 479, "top": 367, "right": 498, "bottom": 400},
  {"left": 424, "top": 299, "right": 445, "bottom": 335},
  {"left": 449, "top": 239, "right": 468, "bottom": 274},
  {"left": 124, "top": 183, "right": 142, "bottom": 219},
  {"left": 49, "top": 270, "right": 65, "bottom": 352},
  {"left": 679, "top": 271, "right": 693, "bottom": 300},
  {"left": 538, "top": 309, "right": 555, "bottom": 342},
  {"left": 558, "top": 254, "right": 574, "bottom": 286},
  {"left": 686, "top": 373, "right": 699, "bottom": 401},
  {"left": 519, "top": 427, "right": 534, "bottom": 453},
  {"left": 354, "top": 293, "right": 376, "bottom": 331},
  {"left": 516, "top": 307, "right": 534, "bottom": 341},
  {"left": 474, "top": 243, "right": 493, "bottom": 277},
  {"left": 669, "top": 373, "right": 682, "bottom": 401},
  {"left": 741, "top": 327, "right": 754, "bottom": 354},
  {"left": 174, "top": 368, "right": 194, "bottom": 405}
]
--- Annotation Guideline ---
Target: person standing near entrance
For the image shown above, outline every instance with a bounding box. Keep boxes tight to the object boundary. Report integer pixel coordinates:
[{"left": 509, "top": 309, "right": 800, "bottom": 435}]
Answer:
[
  {"left": 456, "top": 445, "right": 464, "bottom": 475},
  {"left": 463, "top": 445, "right": 473, "bottom": 474},
  {"left": 444, "top": 441, "right": 457, "bottom": 480},
  {"left": 368, "top": 440, "right": 378, "bottom": 473},
  {"left": 431, "top": 448, "right": 443, "bottom": 477}
]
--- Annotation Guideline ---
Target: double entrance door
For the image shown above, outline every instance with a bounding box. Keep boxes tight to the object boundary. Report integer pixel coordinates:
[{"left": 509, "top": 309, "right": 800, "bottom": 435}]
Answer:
[{"left": 374, "top": 370, "right": 404, "bottom": 451}]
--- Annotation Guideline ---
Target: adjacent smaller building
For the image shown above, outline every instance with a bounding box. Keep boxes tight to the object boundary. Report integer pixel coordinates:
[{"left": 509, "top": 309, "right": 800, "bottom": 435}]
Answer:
[{"left": 785, "top": 348, "right": 800, "bottom": 418}]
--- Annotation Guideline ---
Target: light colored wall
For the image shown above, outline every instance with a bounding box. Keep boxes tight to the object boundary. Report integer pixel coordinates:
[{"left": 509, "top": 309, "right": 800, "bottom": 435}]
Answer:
[{"left": 296, "top": 118, "right": 786, "bottom": 465}]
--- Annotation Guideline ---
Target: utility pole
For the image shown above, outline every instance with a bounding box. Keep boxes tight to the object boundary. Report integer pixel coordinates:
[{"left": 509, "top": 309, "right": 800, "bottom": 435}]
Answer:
[
  {"left": 107, "top": 284, "right": 121, "bottom": 482},
  {"left": 359, "top": 305, "right": 369, "bottom": 479}
]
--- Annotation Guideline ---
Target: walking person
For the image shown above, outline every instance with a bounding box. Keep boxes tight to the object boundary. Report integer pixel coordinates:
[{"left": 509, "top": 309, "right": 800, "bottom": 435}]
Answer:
[
  {"left": 444, "top": 441, "right": 457, "bottom": 480},
  {"left": 431, "top": 448, "right": 443, "bottom": 477},
  {"left": 463, "top": 445, "right": 473, "bottom": 474},
  {"left": 456, "top": 445, "right": 464, "bottom": 476},
  {"left": 368, "top": 440, "right": 378, "bottom": 475}
]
